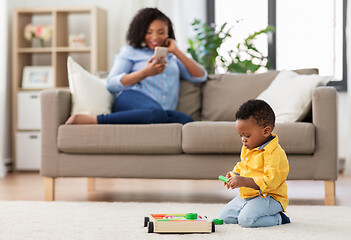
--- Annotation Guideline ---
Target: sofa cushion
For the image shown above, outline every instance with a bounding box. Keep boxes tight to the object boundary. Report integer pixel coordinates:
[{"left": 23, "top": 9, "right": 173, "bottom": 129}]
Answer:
[
  {"left": 182, "top": 121, "right": 315, "bottom": 154},
  {"left": 176, "top": 80, "right": 203, "bottom": 121},
  {"left": 57, "top": 124, "right": 183, "bottom": 154},
  {"left": 183, "top": 121, "right": 239, "bottom": 153},
  {"left": 201, "top": 69, "right": 319, "bottom": 121},
  {"left": 176, "top": 76, "right": 220, "bottom": 121},
  {"left": 201, "top": 71, "right": 278, "bottom": 121}
]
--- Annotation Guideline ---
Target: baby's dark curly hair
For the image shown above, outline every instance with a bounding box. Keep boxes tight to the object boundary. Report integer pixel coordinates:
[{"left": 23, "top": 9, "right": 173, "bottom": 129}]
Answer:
[
  {"left": 126, "top": 8, "right": 176, "bottom": 48},
  {"left": 235, "top": 99, "right": 275, "bottom": 129}
]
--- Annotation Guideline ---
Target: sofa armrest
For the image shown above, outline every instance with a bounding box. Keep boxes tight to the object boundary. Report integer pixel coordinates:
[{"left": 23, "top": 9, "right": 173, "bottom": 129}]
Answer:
[
  {"left": 40, "top": 89, "right": 71, "bottom": 176},
  {"left": 312, "top": 86, "right": 338, "bottom": 180}
]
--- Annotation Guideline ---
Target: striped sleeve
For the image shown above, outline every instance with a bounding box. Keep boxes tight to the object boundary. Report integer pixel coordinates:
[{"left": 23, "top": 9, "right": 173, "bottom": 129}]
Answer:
[
  {"left": 106, "top": 47, "right": 134, "bottom": 94},
  {"left": 176, "top": 58, "right": 208, "bottom": 83}
]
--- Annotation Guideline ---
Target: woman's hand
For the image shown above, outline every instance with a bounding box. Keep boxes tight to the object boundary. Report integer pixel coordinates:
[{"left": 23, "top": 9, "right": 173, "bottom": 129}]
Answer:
[
  {"left": 165, "top": 38, "right": 178, "bottom": 54},
  {"left": 165, "top": 38, "right": 205, "bottom": 78},
  {"left": 120, "top": 56, "right": 167, "bottom": 86},
  {"left": 143, "top": 56, "right": 167, "bottom": 77}
]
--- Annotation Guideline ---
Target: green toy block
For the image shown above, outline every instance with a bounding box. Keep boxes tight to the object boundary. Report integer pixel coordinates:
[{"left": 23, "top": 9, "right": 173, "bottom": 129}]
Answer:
[{"left": 218, "top": 175, "right": 228, "bottom": 183}]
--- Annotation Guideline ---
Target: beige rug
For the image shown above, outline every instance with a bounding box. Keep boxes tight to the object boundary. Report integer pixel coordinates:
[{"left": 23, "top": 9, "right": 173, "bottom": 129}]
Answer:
[{"left": 0, "top": 201, "right": 350, "bottom": 240}]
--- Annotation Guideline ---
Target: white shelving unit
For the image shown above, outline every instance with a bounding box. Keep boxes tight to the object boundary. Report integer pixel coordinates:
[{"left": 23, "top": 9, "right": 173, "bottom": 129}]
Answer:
[{"left": 12, "top": 6, "right": 107, "bottom": 170}]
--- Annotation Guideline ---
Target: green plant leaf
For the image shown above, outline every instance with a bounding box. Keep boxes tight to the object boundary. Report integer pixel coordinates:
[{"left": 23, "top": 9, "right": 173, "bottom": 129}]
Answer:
[{"left": 187, "top": 19, "right": 274, "bottom": 74}]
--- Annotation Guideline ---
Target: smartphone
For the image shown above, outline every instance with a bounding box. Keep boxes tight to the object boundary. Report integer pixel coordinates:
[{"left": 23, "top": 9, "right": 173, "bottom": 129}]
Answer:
[{"left": 154, "top": 47, "right": 168, "bottom": 63}]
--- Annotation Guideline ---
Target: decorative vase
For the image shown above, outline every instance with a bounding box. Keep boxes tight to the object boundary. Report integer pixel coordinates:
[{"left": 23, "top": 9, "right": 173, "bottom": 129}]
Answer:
[{"left": 33, "top": 37, "right": 45, "bottom": 47}]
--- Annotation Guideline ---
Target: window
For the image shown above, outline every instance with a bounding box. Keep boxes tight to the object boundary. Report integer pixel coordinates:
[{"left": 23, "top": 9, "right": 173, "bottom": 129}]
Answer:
[
  {"left": 215, "top": 0, "right": 268, "bottom": 73},
  {"left": 209, "top": 0, "right": 347, "bottom": 90},
  {"left": 276, "top": 0, "right": 344, "bottom": 83}
]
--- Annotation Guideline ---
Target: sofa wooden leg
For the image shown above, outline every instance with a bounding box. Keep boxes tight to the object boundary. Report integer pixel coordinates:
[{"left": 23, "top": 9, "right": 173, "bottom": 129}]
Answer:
[
  {"left": 44, "top": 177, "right": 55, "bottom": 201},
  {"left": 324, "top": 180, "right": 335, "bottom": 206},
  {"left": 87, "top": 178, "right": 96, "bottom": 192}
]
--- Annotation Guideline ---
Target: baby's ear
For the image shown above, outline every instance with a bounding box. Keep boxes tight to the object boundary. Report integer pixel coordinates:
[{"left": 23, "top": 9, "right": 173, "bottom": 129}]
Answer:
[{"left": 263, "top": 126, "right": 272, "bottom": 137}]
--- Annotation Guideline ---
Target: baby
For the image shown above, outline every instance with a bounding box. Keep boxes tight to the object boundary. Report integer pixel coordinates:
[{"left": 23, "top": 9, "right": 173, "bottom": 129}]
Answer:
[{"left": 219, "top": 99, "right": 290, "bottom": 227}]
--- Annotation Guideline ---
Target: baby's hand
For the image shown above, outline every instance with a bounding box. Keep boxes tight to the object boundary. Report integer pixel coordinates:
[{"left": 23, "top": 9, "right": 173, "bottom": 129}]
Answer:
[
  {"left": 227, "top": 176, "right": 246, "bottom": 189},
  {"left": 223, "top": 172, "right": 232, "bottom": 189}
]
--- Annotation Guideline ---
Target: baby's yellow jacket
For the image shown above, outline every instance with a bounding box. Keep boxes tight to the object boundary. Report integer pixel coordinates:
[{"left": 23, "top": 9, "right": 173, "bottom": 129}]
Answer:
[{"left": 232, "top": 134, "right": 289, "bottom": 210}]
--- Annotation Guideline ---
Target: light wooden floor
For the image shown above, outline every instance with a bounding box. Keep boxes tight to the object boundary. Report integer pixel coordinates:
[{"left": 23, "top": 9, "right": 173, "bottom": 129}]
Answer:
[{"left": 0, "top": 172, "right": 351, "bottom": 205}]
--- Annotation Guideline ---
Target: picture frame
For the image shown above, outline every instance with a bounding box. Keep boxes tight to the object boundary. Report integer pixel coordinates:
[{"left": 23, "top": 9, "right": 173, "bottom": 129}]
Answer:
[{"left": 22, "top": 66, "right": 54, "bottom": 89}]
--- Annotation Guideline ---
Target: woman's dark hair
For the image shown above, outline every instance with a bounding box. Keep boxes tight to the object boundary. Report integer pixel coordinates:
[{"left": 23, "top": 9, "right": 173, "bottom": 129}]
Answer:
[
  {"left": 235, "top": 99, "right": 276, "bottom": 129},
  {"left": 126, "top": 8, "right": 175, "bottom": 48}
]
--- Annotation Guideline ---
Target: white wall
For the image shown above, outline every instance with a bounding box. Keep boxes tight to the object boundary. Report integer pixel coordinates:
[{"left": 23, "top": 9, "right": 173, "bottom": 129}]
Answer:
[
  {"left": 0, "top": 0, "right": 21, "bottom": 176},
  {"left": 0, "top": 0, "right": 8, "bottom": 177},
  {"left": 345, "top": 2, "right": 351, "bottom": 174},
  {"left": 338, "top": 92, "right": 348, "bottom": 163}
]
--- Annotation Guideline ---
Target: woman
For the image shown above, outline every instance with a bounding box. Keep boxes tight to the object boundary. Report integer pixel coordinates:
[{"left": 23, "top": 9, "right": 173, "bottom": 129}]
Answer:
[{"left": 66, "top": 7, "right": 207, "bottom": 125}]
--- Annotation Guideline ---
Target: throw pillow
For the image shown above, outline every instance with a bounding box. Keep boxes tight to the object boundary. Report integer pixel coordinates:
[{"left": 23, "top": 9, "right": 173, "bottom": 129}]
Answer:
[
  {"left": 256, "top": 70, "right": 333, "bottom": 123},
  {"left": 67, "top": 56, "right": 113, "bottom": 115}
]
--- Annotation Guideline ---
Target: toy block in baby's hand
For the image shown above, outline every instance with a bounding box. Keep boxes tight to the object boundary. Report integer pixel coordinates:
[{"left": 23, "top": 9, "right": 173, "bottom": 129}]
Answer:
[{"left": 218, "top": 175, "right": 228, "bottom": 183}]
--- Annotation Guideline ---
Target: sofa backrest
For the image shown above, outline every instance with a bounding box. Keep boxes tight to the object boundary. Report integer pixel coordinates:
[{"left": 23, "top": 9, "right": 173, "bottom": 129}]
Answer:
[
  {"left": 176, "top": 80, "right": 203, "bottom": 121},
  {"left": 176, "top": 68, "right": 318, "bottom": 121}
]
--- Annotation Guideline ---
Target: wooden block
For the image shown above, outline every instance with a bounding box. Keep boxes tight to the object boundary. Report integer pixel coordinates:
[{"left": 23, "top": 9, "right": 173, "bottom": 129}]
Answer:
[{"left": 146, "top": 213, "right": 214, "bottom": 233}]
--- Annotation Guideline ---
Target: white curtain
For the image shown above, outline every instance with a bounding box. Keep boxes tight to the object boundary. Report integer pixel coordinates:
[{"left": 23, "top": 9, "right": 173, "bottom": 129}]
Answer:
[
  {"left": 157, "top": 0, "right": 206, "bottom": 52},
  {"left": 345, "top": 1, "right": 351, "bottom": 175},
  {"left": 0, "top": 0, "right": 10, "bottom": 178}
]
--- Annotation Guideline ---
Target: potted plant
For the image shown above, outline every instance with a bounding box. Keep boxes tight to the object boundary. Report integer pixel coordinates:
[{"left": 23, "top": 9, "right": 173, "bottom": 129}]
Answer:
[{"left": 187, "top": 19, "right": 274, "bottom": 74}]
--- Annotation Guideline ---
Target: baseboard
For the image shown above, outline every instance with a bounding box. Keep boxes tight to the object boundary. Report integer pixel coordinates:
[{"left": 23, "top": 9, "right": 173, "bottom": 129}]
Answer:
[
  {"left": 3, "top": 157, "right": 12, "bottom": 172},
  {"left": 339, "top": 158, "right": 345, "bottom": 174}
]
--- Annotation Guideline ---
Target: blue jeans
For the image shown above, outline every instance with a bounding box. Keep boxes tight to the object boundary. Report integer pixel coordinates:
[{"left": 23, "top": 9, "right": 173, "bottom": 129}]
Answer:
[
  {"left": 219, "top": 195, "right": 283, "bottom": 228},
  {"left": 97, "top": 89, "right": 193, "bottom": 124}
]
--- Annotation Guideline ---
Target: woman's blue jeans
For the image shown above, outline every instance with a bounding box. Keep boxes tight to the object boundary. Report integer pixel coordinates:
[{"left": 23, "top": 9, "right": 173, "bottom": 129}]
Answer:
[
  {"left": 219, "top": 195, "right": 283, "bottom": 228},
  {"left": 97, "top": 89, "right": 193, "bottom": 124}
]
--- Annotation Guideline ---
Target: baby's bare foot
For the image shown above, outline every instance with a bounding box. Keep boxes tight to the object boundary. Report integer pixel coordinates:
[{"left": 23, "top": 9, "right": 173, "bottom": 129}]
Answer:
[{"left": 65, "top": 114, "right": 98, "bottom": 124}]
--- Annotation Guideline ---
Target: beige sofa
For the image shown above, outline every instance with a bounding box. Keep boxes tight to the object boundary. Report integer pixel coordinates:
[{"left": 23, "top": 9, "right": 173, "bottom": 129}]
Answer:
[{"left": 40, "top": 69, "right": 337, "bottom": 205}]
